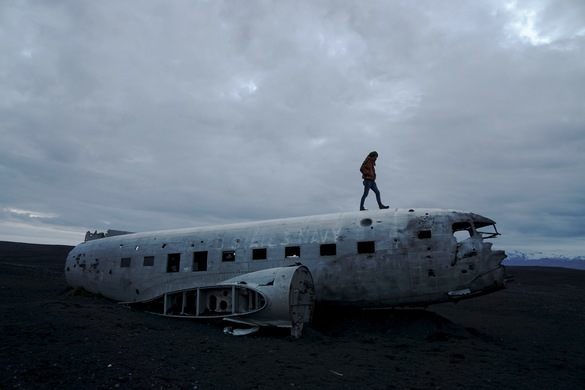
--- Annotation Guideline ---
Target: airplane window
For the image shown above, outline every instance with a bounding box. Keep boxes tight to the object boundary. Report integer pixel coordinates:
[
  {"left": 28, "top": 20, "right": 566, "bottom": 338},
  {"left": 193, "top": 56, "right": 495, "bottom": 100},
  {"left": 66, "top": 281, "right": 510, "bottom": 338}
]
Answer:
[
  {"left": 143, "top": 256, "right": 154, "bottom": 266},
  {"left": 357, "top": 241, "right": 375, "bottom": 254},
  {"left": 193, "top": 251, "right": 208, "bottom": 271},
  {"left": 475, "top": 223, "right": 500, "bottom": 239},
  {"left": 252, "top": 248, "right": 267, "bottom": 260},
  {"left": 167, "top": 253, "right": 181, "bottom": 272},
  {"left": 285, "top": 246, "right": 301, "bottom": 258},
  {"left": 120, "top": 257, "right": 131, "bottom": 268},
  {"left": 320, "top": 244, "right": 336, "bottom": 256},
  {"left": 452, "top": 222, "right": 473, "bottom": 243},
  {"left": 418, "top": 230, "right": 432, "bottom": 239},
  {"left": 454, "top": 230, "right": 471, "bottom": 242},
  {"left": 222, "top": 250, "right": 236, "bottom": 262}
]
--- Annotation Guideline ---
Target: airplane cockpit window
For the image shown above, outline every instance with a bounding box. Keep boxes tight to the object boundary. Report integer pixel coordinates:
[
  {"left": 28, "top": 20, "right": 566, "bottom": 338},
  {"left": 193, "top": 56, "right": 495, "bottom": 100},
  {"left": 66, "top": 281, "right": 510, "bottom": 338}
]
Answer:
[
  {"left": 452, "top": 222, "right": 479, "bottom": 264},
  {"left": 474, "top": 222, "right": 500, "bottom": 239},
  {"left": 452, "top": 222, "right": 473, "bottom": 243}
]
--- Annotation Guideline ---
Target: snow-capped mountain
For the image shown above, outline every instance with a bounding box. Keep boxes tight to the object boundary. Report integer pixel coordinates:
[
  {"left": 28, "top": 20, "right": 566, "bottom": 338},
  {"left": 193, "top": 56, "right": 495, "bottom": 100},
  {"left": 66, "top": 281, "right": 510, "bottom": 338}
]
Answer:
[{"left": 503, "top": 249, "right": 585, "bottom": 270}]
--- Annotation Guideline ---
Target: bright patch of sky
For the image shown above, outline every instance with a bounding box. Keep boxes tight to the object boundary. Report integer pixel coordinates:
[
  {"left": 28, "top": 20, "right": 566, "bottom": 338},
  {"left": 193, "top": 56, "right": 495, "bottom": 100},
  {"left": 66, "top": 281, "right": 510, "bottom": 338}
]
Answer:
[
  {"left": 502, "top": 1, "right": 585, "bottom": 48},
  {"left": 505, "top": 1, "right": 552, "bottom": 45}
]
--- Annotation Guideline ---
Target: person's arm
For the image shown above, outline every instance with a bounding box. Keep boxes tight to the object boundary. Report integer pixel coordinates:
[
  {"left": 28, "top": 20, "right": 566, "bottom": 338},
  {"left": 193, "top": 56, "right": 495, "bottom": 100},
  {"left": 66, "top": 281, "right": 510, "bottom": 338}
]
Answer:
[{"left": 361, "top": 160, "right": 375, "bottom": 180}]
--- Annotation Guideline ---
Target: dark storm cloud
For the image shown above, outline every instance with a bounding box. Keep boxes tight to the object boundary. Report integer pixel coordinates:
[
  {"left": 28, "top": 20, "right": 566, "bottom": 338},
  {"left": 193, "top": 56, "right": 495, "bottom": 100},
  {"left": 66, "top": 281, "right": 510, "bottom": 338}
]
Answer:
[{"left": 0, "top": 0, "right": 584, "bottom": 254}]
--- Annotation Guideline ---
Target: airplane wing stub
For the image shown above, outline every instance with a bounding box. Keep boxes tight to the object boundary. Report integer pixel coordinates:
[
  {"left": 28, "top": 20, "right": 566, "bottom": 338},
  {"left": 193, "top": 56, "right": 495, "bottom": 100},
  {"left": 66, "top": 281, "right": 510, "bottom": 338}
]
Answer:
[{"left": 122, "top": 265, "right": 315, "bottom": 337}]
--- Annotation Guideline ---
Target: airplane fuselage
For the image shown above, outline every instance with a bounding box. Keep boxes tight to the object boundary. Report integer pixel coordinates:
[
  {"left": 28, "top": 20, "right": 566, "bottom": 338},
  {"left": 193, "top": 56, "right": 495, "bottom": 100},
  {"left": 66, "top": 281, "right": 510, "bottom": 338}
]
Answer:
[{"left": 65, "top": 208, "right": 506, "bottom": 308}]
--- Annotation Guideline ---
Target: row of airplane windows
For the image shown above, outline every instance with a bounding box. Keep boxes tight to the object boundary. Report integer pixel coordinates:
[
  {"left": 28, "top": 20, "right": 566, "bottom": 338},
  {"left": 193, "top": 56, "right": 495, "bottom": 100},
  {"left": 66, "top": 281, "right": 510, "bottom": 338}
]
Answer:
[{"left": 118, "top": 241, "right": 377, "bottom": 272}]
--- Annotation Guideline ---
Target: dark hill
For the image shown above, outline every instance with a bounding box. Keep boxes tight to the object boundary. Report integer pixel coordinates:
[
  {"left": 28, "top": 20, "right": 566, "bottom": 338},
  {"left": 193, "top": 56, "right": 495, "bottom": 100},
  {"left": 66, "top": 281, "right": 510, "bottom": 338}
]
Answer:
[{"left": 0, "top": 241, "right": 73, "bottom": 272}]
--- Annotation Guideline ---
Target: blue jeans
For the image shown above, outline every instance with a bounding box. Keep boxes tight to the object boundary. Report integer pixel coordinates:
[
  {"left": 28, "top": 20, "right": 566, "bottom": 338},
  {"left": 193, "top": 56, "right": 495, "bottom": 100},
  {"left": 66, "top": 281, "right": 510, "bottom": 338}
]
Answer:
[{"left": 360, "top": 180, "right": 384, "bottom": 209}]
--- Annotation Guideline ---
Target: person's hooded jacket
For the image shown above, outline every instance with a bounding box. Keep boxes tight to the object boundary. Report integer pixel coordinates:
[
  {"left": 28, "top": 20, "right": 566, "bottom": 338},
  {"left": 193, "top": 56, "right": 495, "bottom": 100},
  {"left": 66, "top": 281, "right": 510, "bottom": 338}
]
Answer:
[{"left": 360, "top": 156, "right": 376, "bottom": 181}]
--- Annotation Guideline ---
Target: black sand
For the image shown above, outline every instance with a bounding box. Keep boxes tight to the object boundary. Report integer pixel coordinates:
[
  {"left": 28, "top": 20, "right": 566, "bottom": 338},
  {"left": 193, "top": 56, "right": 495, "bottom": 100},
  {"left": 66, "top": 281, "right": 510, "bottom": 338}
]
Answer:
[{"left": 1, "top": 241, "right": 584, "bottom": 389}]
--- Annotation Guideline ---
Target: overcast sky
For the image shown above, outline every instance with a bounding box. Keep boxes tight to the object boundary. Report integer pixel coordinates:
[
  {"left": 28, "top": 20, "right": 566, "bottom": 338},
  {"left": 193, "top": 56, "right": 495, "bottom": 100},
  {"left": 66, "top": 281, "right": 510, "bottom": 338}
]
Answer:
[{"left": 1, "top": 0, "right": 584, "bottom": 256}]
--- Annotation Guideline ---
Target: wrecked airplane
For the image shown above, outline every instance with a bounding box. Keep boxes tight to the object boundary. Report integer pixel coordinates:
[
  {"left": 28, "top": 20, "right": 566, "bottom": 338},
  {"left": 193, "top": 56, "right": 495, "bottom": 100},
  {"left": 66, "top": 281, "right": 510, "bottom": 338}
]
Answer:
[{"left": 65, "top": 208, "right": 507, "bottom": 337}]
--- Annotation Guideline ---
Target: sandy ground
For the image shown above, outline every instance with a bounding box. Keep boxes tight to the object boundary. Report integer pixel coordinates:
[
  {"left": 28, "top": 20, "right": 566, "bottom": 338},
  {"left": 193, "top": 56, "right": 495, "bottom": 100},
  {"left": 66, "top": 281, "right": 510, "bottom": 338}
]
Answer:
[{"left": 1, "top": 241, "right": 584, "bottom": 389}]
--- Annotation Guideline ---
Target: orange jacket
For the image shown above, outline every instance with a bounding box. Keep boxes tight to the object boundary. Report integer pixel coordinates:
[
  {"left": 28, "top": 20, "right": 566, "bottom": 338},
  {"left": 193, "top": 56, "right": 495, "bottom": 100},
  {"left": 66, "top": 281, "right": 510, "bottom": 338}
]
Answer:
[{"left": 360, "top": 157, "right": 376, "bottom": 180}]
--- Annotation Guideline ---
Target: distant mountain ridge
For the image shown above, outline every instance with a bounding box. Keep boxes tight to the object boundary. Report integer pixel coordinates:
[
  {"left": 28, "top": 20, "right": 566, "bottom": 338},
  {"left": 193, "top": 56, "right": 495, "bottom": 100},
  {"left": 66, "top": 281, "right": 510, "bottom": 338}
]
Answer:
[{"left": 504, "top": 250, "right": 585, "bottom": 270}]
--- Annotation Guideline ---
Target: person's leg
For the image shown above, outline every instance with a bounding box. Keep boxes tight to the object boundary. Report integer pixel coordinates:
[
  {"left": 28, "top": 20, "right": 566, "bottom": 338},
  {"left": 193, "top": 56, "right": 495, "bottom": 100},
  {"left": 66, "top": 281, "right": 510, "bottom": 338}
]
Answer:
[
  {"left": 370, "top": 182, "right": 389, "bottom": 209},
  {"left": 360, "top": 180, "right": 372, "bottom": 210}
]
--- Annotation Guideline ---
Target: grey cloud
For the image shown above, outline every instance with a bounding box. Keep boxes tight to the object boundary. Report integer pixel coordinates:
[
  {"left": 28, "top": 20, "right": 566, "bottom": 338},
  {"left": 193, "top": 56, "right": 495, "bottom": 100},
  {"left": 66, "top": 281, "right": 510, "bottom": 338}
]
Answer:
[{"left": 0, "top": 0, "right": 584, "bottom": 254}]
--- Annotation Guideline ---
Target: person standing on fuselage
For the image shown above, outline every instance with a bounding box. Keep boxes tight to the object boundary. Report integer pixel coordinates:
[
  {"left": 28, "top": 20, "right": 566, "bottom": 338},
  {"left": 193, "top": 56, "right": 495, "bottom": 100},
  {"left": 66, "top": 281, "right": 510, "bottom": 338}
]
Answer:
[{"left": 360, "top": 151, "right": 389, "bottom": 211}]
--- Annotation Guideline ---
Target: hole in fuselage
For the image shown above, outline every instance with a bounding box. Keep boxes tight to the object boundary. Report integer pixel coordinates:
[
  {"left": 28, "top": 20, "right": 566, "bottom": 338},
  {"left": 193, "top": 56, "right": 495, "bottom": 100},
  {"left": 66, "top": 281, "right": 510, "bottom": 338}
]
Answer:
[{"left": 360, "top": 218, "right": 372, "bottom": 227}]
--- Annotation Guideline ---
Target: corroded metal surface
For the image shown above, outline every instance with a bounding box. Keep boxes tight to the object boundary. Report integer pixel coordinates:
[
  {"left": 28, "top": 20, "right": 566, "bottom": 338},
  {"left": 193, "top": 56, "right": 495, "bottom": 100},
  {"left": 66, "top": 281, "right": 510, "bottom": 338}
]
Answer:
[{"left": 65, "top": 208, "right": 507, "bottom": 331}]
